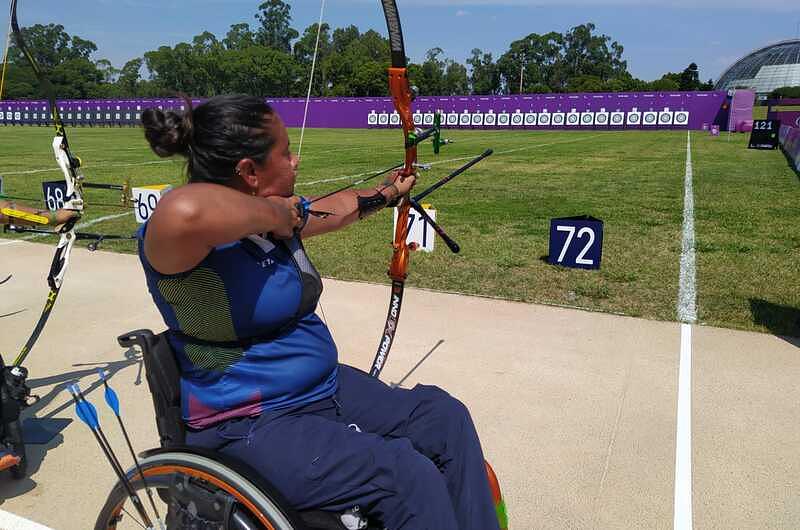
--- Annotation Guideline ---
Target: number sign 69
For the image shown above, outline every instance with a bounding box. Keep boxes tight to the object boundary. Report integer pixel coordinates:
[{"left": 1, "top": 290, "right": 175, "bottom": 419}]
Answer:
[
  {"left": 548, "top": 217, "right": 604, "bottom": 270},
  {"left": 133, "top": 185, "right": 172, "bottom": 224}
]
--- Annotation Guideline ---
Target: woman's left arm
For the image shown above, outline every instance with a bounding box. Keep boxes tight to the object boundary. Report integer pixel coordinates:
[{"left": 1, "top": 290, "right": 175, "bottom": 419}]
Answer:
[{"left": 300, "top": 171, "right": 415, "bottom": 238}]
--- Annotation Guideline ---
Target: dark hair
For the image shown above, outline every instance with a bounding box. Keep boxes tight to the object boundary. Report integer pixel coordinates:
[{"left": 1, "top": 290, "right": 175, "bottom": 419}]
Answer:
[{"left": 141, "top": 95, "right": 276, "bottom": 184}]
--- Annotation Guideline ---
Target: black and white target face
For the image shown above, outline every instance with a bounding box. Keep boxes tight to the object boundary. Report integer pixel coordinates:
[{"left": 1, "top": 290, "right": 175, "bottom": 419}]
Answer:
[
  {"left": 596, "top": 113, "right": 608, "bottom": 125},
  {"left": 567, "top": 113, "right": 578, "bottom": 125},
  {"left": 460, "top": 113, "right": 470, "bottom": 125},
  {"left": 581, "top": 112, "right": 594, "bottom": 125},
  {"left": 471, "top": 113, "right": 484, "bottom": 125},
  {"left": 368, "top": 112, "right": 378, "bottom": 125},
  {"left": 611, "top": 112, "right": 624, "bottom": 125},
  {"left": 627, "top": 112, "right": 640, "bottom": 125},
  {"left": 498, "top": 113, "right": 510, "bottom": 125},
  {"left": 551, "top": 113, "right": 564, "bottom": 125},
  {"left": 485, "top": 113, "right": 496, "bottom": 125},
  {"left": 413, "top": 113, "right": 423, "bottom": 125},
  {"left": 674, "top": 111, "right": 689, "bottom": 125},
  {"left": 423, "top": 113, "right": 434, "bottom": 125},
  {"left": 643, "top": 111, "right": 657, "bottom": 125},
  {"left": 525, "top": 113, "right": 537, "bottom": 125},
  {"left": 447, "top": 113, "right": 458, "bottom": 126},
  {"left": 659, "top": 111, "right": 673, "bottom": 125}
]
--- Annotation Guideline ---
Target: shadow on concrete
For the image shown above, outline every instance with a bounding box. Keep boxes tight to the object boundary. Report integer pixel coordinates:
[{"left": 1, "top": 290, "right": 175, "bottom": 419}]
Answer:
[
  {"left": 390, "top": 339, "right": 444, "bottom": 389},
  {"left": 749, "top": 298, "right": 800, "bottom": 347},
  {"left": 0, "top": 348, "right": 142, "bottom": 501}
]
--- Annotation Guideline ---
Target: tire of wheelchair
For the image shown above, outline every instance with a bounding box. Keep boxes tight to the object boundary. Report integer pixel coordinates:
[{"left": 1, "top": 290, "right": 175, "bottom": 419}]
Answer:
[{"left": 94, "top": 449, "right": 301, "bottom": 530}]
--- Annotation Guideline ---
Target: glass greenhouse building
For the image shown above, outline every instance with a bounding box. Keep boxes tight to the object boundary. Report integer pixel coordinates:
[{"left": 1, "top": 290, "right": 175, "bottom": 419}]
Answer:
[{"left": 715, "top": 39, "right": 800, "bottom": 96}]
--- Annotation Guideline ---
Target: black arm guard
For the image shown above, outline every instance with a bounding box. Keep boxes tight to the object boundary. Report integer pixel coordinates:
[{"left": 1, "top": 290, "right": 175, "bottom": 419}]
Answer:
[{"left": 357, "top": 191, "right": 388, "bottom": 219}]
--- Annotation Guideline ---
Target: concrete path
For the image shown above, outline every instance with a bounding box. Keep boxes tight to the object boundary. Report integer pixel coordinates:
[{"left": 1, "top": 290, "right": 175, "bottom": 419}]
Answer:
[{"left": 0, "top": 241, "right": 797, "bottom": 529}]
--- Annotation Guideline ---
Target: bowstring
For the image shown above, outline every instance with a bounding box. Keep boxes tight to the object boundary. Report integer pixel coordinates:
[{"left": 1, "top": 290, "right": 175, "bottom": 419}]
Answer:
[
  {"left": 297, "top": 0, "right": 337, "bottom": 341},
  {"left": 296, "top": 0, "right": 326, "bottom": 160}
]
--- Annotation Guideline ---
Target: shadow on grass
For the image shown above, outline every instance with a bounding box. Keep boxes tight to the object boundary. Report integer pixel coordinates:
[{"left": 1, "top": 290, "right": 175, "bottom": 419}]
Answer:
[{"left": 749, "top": 298, "right": 800, "bottom": 345}]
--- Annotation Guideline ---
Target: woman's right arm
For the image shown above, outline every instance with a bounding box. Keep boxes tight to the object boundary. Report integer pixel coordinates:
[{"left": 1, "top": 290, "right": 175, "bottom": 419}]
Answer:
[{"left": 144, "top": 183, "right": 301, "bottom": 274}]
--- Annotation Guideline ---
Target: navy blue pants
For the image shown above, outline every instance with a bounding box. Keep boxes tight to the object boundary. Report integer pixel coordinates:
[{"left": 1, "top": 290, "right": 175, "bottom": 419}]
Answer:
[{"left": 186, "top": 364, "right": 500, "bottom": 530}]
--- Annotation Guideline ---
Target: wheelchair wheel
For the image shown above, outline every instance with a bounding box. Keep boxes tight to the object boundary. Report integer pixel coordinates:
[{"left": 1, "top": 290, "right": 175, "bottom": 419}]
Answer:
[{"left": 94, "top": 450, "right": 299, "bottom": 530}]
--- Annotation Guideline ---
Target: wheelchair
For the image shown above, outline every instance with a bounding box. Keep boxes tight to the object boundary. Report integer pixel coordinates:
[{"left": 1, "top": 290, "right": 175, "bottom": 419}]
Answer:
[{"left": 97, "top": 328, "right": 381, "bottom": 530}]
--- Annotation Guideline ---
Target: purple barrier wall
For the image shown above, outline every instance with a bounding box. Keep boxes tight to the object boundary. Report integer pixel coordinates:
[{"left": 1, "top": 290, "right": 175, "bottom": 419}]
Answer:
[
  {"left": 1, "top": 91, "right": 730, "bottom": 131},
  {"left": 727, "top": 89, "right": 755, "bottom": 132},
  {"left": 779, "top": 124, "right": 800, "bottom": 172},
  {"left": 768, "top": 98, "right": 800, "bottom": 129}
]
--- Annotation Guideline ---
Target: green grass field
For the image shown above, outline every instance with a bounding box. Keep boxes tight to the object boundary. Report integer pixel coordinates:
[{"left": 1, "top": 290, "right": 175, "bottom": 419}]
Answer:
[{"left": 1, "top": 125, "right": 797, "bottom": 336}]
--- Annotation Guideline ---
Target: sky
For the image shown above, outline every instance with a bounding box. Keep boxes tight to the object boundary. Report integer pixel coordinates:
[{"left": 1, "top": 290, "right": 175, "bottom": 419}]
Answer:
[{"left": 2, "top": 0, "right": 798, "bottom": 83}]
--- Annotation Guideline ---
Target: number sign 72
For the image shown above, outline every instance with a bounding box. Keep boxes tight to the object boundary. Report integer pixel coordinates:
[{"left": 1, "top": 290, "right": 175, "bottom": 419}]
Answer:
[{"left": 548, "top": 217, "right": 604, "bottom": 269}]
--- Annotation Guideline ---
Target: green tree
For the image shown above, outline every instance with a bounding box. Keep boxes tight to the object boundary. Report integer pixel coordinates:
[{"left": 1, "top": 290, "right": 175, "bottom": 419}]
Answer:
[
  {"left": 468, "top": 48, "right": 500, "bottom": 95},
  {"left": 496, "top": 32, "right": 562, "bottom": 94},
  {"left": 294, "top": 22, "right": 332, "bottom": 96},
  {"left": 254, "top": 0, "right": 299, "bottom": 53},
  {"left": 224, "top": 23, "right": 256, "bottom": 51}
]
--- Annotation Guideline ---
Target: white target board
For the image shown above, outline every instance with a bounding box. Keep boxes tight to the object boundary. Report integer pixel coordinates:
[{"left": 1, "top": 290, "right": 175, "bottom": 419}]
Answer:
[
  {"left": 566, "top": 112, "right": 580, "bottom": 126},
  {"left": 626, "top": 111, "right": 641, "bottom": 125},
  {"left": 595, "top": 112, "right": 609, "bottom": 126},
  {"left": 511, "top": 112, "right": 524, "bottom": 126},
  {"left": 642, "top": 111, "right": 658, "bottom": 126},
  {"left": 674, "top": 111, "right": 690, "bottom": 126},
  {"left": 658, "top": 110, "right": 673, "bottom": 125},
  {"left": 497, "top": 112, "right": 510, "bottom": 126},
  {"left": 610, "top": 112, "right": 625, "bottom": 126},
  {"left": 580, "top": 112, "right": 594, "bottom": 126},
  {"left": 551, "top": 113, "right": 564, "bottom": 126}
]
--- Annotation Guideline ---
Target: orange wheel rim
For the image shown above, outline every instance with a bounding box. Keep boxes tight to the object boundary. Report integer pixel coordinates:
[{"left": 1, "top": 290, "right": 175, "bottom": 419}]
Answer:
[{"left": 106, "top": 464, "right": 277, "bottom": 530}]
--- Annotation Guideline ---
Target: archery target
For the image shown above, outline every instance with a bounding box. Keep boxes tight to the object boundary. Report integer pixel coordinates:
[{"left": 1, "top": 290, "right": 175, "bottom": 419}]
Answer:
[
  {"left": 471, "top": 113, "right": 484, "bottom": 126},
  {"left": 459, "top": 113, "right": 471, "bottom": 126},
  {"left": 658, "top": 111, "right": 673, "bottom": 125},
  {"left": 580, "top": 112, "right": 594, "bottom": 125},
  {"left": 498, "top": 112, "right": 510, "bottom": 126},
  {"left": 423, "top": 112, "right": 434, "bottom": 125},
  {"left": 413, "top": 112, "right": 423, "bottom": 125},
  {"left": 643, "top": 111, "right": 658, "bottom": 126},
  {"left": 595, "top": 112, "right": 609, "bottom": 125},
  {"left": 539, "top": 113, "right": 553, "bottom": 126},
  {"left": 627, "top": 112, "right": 641, "bottom": 125},
  {"left": 566, "top": 112, "right": 579, "bottom": 126},
  {"left": 551, "top": 113, "right": 564, "bottom": 126},
  {"left": 524, "top": 113, "right": 537, "bottom": 126},
  {"left": 378, "top": 112, "right": 389, "bottom": 125},
  {"left": 674, "top": 111, "right": 689, "bottom": 126},
  {"left": 511, "top": 112, "right": 524, "bottom": 126},
  {"left": 484, "top": 112, "right": 496, "bottom": 126},
  {"left": 368, "top": 111, "right": 378, "bottom": 125},
  {"left": 389, "top": 112, "right": 400, "bottom": 125},
  {"left": 610, "top": 112, "right": 625, "bottom": 125},
  {"left": 447, "top": 113, "right": 459, "bottom": 126}
]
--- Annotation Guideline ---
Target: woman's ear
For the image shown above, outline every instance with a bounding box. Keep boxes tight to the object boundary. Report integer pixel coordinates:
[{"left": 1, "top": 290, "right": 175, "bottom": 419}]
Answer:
[{"left": 235, "top": 159, "right": 258, "bottom": 193}]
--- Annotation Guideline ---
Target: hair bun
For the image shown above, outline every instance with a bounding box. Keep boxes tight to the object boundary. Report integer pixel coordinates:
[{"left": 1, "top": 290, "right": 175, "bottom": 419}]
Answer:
[{"left": 142, "top": 107, "right": 193, "bottom": 158}]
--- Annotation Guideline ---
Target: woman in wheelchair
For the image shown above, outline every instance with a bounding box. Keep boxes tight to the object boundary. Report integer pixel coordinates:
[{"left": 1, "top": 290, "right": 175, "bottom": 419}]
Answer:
[{"left": 132, "top": 94, "right": 501, "bottom": 530}]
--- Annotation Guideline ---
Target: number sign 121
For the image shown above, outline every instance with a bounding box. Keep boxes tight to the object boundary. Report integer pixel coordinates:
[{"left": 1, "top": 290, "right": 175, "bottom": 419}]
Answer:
[{"left": 548, "top": 216, "right": 604, "bottom": 270}]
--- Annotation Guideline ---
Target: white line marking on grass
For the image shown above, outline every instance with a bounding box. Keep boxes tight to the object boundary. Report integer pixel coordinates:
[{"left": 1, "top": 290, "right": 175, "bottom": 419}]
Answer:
[
  {"left": 0, "top": 211, "right": 133, "bottom": 246},
  {"left": 678, "top": 130, "right": 697, "bottom": 323},
  {"left": 674, "top": 130, "right": 695, "bottom": 530},
  {"left": 297, "top": 133, "right": 605, "bottom": 188},
  {"left": 0, "top": 509, "right": 55, "bottom": 530},
  {"left": 3, "top": 159, "right": 177, "bottom": 176}
]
